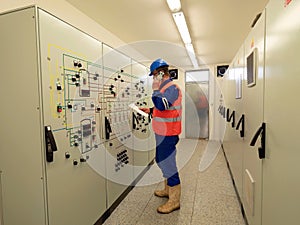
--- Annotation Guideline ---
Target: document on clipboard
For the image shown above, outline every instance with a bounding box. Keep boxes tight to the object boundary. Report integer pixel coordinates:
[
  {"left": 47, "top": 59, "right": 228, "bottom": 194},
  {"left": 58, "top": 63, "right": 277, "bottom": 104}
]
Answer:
[{"left": 129, "top": 103, "right": 149, "bottom": 117}]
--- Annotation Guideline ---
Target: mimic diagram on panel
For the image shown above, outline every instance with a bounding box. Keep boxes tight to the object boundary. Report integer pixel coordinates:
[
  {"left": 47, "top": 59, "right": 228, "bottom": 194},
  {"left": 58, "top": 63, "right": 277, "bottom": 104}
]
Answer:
[
  {"left": 104, "top": 65, "right": 133, "bottom": 175},
  {"left": 46, "top": 44, "right": 150, "bottom": 173},
  {"left": 103, "top": 63, "right": 150, "bottom": 175},
  {"left": 56, "top": 54, "right": 103, "bottom": 165},
  {"left": 132, "top": 79, "right": 150, "bottom": 134}
]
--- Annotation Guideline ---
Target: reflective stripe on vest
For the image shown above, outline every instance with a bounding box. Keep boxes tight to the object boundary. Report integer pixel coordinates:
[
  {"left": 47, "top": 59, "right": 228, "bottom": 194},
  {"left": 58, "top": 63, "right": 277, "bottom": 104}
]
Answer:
[
  {"left": 168, "top": 105, "right": 181, "bottom": 110},
  {"left": 153, "top": 116, "right": 181, "bottom": 122}
]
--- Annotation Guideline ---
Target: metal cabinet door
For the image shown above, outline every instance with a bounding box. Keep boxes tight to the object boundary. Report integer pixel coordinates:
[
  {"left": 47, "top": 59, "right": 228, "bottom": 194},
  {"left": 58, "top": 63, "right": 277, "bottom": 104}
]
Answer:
[
  {"left": 0, "top": 7, "right": 47, "bottom": 225},
  {"left": 38, "top": 9, "right": 106, "bottom": 225},
  {"left": 263, "top": 1, "right": 300, "bottom": 224},
  {"left": 242, "top": 10, "right": 266, "bottom": 225}
]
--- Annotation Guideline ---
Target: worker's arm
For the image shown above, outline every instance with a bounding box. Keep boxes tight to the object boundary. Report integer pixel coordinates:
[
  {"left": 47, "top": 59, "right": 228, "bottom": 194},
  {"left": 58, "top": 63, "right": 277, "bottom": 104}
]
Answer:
[{"left": 152, "top": 84, "right": 179, "bottom": 111}]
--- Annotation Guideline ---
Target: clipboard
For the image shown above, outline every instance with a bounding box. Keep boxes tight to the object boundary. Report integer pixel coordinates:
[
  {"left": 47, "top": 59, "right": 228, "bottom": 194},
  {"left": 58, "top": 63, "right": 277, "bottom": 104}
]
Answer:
[{"left": 129, "top": 103, "right": 149, "bottom": 117}]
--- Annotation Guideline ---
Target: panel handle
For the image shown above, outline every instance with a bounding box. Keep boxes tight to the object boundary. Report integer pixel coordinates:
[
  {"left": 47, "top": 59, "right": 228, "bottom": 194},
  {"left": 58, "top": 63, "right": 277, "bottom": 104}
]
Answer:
[
  {"left": 222, "top": 106, "right": 226, "bottom": 118},
  {"left": 250, "top": 123, "right": 266, "bottom": 159},
  {"left": 104, "top": 116, "right": 112, "bottom": 140},
  {"left": 132, "top": 112, "right": 138, "bottom": 130},
  {"left": 218, "top": 105, "right": 222, "bottom": 113},
  {"left": 226, "top": 109, "right": 235, "bottom": 128},
  {"left": 236, "top": 114, "right": 245, "bottom": 138},
  {"left": 45, "top": 126, "right": 57, "bottom": 162}
]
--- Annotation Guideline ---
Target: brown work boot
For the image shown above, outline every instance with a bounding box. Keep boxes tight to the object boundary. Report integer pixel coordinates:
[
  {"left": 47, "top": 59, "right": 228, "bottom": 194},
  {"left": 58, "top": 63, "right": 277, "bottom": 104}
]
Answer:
[
  {"left": 157, "top": 184, "right": 181, "bottom": 214},
  {"left": 154, "top": 180, "right": 169, "bottom": 198}
]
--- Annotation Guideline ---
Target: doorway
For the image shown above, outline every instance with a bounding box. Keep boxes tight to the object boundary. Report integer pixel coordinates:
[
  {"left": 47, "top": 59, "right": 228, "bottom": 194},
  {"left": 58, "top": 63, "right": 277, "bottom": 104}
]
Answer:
[{"left": 185, "top": 70, "right": 209, "bottom": 139}]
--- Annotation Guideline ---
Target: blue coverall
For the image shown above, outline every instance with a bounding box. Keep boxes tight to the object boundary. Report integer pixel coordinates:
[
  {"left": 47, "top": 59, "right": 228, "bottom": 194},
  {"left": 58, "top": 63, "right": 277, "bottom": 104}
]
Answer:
[{"left": 152, "top": 78, "right": 181, "bottom": 187}]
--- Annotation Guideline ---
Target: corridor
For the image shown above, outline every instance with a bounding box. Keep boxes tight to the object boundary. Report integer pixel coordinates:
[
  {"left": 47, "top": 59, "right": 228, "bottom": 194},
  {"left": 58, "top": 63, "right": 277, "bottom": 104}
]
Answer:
[{"left": 103, "top": 139, "right": 245, "bottom": 225}]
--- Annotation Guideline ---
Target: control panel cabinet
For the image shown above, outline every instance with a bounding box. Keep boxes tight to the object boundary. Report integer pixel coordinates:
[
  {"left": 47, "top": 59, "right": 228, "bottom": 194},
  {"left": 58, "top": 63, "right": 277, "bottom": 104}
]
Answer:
[
  {"left": 0, "top": 7, "right": 152, "bottom": 225},
  {"left": 38, "top": 9, "right": 107, "bottom": 225},
  {"left": 0, "top": 7, "right": 47, "bottom": 225}
]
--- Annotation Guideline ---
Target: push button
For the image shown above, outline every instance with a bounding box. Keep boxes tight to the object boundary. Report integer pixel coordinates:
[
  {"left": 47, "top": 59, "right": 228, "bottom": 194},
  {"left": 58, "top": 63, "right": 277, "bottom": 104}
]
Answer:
[{"left": 57, "top": 105, "right": 63, "bottom": 113}]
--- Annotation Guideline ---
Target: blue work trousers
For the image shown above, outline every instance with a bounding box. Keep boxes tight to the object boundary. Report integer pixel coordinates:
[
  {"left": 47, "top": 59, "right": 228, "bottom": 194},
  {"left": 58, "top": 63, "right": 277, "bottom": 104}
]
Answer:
[{"left": 155, "top": 134, "right": 180, "bottom": 187}]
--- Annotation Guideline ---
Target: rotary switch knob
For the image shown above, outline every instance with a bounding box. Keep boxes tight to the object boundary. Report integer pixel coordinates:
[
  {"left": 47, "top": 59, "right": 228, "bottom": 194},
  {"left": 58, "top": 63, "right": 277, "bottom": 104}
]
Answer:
[
  {"left": 73, "top": 160, "right": 78, "bottom": 166},
  {"left": 65, "top": 152, "right": 70, "bottom": 159}
]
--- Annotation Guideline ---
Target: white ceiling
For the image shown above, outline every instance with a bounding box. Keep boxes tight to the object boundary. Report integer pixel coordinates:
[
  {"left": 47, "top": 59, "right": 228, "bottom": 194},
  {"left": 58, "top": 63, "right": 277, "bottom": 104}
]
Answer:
[{"left": 66, "top": 0, "right": 269, "bottom": 71}]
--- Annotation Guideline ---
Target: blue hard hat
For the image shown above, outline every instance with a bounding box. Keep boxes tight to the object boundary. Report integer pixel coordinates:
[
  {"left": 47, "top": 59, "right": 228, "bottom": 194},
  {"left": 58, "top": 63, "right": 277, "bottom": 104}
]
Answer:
[{"left": 149, "top": 59, "right": 169, "bottom": 76}]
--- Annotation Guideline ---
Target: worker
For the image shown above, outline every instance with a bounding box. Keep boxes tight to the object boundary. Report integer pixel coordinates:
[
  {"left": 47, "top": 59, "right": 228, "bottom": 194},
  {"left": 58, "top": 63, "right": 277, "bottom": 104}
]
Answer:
[{"left": 140, "top": 58, "right": 182, "bottom": 214}]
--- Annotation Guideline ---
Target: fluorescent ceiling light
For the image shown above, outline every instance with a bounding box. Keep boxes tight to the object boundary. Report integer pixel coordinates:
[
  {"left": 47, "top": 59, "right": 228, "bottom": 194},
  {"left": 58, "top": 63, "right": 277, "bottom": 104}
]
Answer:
[
  {"left": 171, "top": 8, "right": 198, "bottom": 68},
  {"left": 166, "top": 0, "right": 181, "bottom": 12},
  {"left": 185, "top": 43, "right": 199, "bottom": 68},
  {"left": 172, "top": 11, "right": 191, "bottom": 44}
]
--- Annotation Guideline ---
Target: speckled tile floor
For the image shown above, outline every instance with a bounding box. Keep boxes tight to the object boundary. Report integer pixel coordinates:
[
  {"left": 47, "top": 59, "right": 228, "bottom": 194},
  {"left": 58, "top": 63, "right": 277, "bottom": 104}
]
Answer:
[{"left": 103, "top": 139, "right": 246, "bottom": 225}]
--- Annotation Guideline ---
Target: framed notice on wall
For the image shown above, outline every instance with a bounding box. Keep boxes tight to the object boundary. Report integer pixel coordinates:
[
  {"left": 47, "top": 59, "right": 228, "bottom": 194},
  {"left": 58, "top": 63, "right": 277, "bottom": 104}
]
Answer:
[{"left": 247, "top": 48, "right": 258, "bottom": 87}]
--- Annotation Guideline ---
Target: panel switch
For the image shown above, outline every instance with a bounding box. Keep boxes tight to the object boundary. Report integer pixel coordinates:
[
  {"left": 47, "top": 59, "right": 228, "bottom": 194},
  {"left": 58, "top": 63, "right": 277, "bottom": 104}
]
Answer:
[{"left": 57, "top": 105, "right": 63, "bottom": 113}]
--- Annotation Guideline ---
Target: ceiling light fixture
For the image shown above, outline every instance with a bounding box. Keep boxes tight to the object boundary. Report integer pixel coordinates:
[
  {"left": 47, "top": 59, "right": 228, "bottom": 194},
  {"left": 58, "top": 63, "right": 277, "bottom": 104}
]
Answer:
[
  {"left": 166, "top": 0, "right": 199, "bottom": 68},
  {"left": 172, "top": 11, "right": 191, "bottom": 44},
  {"left": 172, "top": 11, "right": 199, "bottom": 68},
  {"left": 185, "top": 43, "right": 199, "bottom": 68},
  {"left": 166, "top": 0, "right": 181, "bottom": 12}
]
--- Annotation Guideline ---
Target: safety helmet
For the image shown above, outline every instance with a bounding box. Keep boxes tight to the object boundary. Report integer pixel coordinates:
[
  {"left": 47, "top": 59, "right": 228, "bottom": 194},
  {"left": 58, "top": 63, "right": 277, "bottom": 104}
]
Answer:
[{"left": 149, "top": 58, "right": 169, "bottom": 76}]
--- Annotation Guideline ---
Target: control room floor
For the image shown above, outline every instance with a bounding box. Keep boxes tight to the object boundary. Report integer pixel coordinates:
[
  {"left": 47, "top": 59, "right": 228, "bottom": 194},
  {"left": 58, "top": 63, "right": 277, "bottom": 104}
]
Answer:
[{"left": 103, "top": 139, "right": 246, "bottom": 225}]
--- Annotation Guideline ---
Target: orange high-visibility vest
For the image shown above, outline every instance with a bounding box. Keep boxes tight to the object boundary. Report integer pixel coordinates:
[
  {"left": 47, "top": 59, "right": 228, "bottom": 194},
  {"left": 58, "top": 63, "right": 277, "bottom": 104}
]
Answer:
[{"left": 152, "top": 81, "right": 182, "bottom": 136}]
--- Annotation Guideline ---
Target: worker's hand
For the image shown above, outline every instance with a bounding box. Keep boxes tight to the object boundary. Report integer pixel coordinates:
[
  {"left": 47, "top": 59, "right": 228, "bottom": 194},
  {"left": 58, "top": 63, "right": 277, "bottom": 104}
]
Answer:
[
  {"left": 152, "top": 78, "right": 161, "bottom": 90},
  {"left": 139, "top": 108, "right": 150, "bottom": 114}
]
